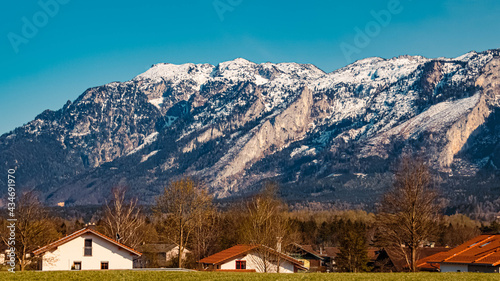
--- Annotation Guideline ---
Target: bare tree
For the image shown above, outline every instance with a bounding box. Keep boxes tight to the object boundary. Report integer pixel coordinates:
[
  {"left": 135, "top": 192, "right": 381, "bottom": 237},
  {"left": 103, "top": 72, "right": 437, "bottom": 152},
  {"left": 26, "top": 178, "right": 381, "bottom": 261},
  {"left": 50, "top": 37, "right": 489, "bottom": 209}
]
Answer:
[
  {"left": 376, "top": 156, "right": 440, "bottom": 272},
  {"left": 240, "top": 183, "right": 293, "bottom": 273},
  {"left": 154, "top": 178, "right": 213, "bottom": 268},
  {"left": 192, "top": 206, "right": 220, "bottom": 267},
  {"left": 0, "top": 192, "right": 59, "bottom": 271},
  {"left": 102, "top": 187, "right": 145, "bottom": 249}
]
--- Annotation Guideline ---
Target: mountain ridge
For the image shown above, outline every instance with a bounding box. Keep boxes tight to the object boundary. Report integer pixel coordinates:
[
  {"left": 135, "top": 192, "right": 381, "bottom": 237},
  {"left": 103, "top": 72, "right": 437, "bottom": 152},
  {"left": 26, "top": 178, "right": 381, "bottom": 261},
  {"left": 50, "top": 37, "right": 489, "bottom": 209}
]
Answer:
[{"left": 1, "top": 49, "right": 499, "bottom": 216}]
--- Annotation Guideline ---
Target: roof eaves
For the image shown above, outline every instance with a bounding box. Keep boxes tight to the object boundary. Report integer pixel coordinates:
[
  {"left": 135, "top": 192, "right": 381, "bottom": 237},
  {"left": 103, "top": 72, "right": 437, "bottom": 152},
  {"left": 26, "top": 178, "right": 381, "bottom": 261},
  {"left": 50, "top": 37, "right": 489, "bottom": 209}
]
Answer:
[{"left": 32, "top": 228, "right": 142, "bottom": 256}]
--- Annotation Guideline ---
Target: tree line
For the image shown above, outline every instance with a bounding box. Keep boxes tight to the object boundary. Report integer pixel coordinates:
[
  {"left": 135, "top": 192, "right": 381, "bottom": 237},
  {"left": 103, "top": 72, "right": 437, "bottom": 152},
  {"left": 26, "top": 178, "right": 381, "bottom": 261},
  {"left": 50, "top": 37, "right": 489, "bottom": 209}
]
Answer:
[{"left": 1, "top": 156, "right": 499, "bottom": 272}]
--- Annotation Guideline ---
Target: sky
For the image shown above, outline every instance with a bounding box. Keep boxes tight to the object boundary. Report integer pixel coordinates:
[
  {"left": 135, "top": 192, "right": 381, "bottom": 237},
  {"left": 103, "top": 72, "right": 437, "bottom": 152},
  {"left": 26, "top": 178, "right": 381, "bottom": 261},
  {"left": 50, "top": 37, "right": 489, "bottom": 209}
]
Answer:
[{"left": 1, "top": 0, "right": 499, "bottom": 135}]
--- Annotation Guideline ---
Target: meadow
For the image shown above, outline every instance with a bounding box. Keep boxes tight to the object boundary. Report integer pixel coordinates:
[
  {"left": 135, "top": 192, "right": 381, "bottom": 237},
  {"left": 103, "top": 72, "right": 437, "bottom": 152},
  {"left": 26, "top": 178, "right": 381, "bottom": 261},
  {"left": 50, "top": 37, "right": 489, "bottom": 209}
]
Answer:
[{"left": 0, "top": 271, "right": 499, "bottom": 281}]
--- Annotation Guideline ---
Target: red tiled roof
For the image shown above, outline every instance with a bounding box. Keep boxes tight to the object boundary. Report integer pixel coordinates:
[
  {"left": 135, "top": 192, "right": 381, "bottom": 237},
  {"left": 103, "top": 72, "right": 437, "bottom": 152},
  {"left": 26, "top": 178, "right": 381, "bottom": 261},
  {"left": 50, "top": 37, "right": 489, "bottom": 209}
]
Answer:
[
  {"left": 199, "top": 244, "right": 307, "bottom": 270},
  {"left": 416, "top": 248, "right": 450, "bottom": 270},
  {"left": 32, "top": 227, "right": 142, "bottom": 256},
  {"left": 426, "top": 235, "right": 500, "bottom": 266},
  {"left": 199, "top": 245, "right": 259, "bottom": 264}
]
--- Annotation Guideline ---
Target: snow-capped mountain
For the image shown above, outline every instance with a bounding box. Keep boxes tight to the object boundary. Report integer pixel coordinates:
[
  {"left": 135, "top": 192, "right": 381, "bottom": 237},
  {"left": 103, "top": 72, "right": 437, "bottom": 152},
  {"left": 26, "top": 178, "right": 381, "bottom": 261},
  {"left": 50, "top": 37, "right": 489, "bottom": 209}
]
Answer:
[{"left": 1, "top": 49, "right": 500, "bottom": 212}]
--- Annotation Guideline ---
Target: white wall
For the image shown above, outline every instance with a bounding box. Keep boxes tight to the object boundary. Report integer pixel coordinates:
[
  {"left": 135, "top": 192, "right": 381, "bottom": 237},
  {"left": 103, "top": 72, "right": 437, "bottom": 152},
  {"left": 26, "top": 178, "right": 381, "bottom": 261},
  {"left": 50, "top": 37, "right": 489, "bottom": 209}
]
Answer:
[
  {"left": 219, "top": 251, "right": 295, "bottom": 273},
  {"left": 441, "top": 263, "right": 469, "bottom": 272},
  {"left": 41, "top": 233, "right": 136, "bottom": 271}
]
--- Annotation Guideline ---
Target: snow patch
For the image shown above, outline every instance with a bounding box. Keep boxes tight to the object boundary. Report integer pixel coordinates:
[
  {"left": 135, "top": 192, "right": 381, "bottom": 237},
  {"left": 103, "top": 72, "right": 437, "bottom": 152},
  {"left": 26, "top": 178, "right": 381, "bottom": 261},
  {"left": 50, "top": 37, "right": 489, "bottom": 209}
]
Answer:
[
  {"left": 290, "top": 145, "right": 316, "bottom": 158},
  {"left": 149, "top": 98, "right": 163, "bottom": 109},
  {"left": 127, "top": 132, "right": 159, "bottom": 155},
  {"left": 141, "top": 150, "right": 158, "bottom": 163}
]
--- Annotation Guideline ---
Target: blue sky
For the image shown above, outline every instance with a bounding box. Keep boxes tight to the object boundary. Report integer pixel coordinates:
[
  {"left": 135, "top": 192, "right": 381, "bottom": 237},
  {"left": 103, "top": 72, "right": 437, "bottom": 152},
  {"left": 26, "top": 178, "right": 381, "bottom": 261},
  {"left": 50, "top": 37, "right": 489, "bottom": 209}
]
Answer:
[{"left": 1, "top": 0, "right": 499, "bottom": 135}]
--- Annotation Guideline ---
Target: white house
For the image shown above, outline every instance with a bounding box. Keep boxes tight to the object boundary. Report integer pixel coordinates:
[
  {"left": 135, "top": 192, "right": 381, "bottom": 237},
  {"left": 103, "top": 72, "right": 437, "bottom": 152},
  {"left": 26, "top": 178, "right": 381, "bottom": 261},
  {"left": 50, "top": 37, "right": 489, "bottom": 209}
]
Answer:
[
  {"left": 33, "top": 227, "right": 141, "bottom": 271},
  {"left": 199, "top": 244, "right": 307, "bottom": 273}
]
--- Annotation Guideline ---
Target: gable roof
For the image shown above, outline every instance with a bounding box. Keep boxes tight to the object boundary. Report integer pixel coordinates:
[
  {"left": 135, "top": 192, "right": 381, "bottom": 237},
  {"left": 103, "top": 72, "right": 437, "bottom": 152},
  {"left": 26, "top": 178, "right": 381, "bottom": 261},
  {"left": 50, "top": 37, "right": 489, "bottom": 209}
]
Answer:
[
  {"left": 322, "top": 246, "right": 380, "bottom": 261},
  {"left": 200, "top": 245, "right": 258, "bottom": 264},
  {"left": 138, "top": 243, "right": 177, "bottom": 253},
  {"left": 416, "top": 248, "right": 450, "bottom": 271},
  {"left": 292, "top": 244, "right": 324, "bottom": 260},
  {"left": 323, "top": 247, "right": 340, "bottom": 258},
  {"left": 32, "top": 227, "right": 142, "bottom": 256},
  {"left": 199, "top": 244, "right": 307, "bottom": 270},
  {"left": 426, "top": 235, "right": 500, "bottom": 266}
]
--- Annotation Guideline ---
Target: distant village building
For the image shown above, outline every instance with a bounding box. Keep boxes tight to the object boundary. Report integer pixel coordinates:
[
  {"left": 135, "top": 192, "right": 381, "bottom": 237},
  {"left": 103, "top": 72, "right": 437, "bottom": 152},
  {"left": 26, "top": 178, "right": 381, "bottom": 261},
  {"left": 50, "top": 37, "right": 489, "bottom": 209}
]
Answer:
[
  {"left": 321, "top": 246, "right": 380, "bottom": 272},
  {"left": 287, "top": 244, "right": 449, "bottom": 272},
  {"left": 199, "top": 245, "right": 307, "bottom": 273},
  {"left": 135, "top": 243, "right": 190, "bottom": 268},
  {"left": 425, "top": 234, "right": 500, "bottom": 273},
  {"left": 32, "top": 228, "right": 141, "bottom": 271},
  {"left": 288, "top": 244, "right": 326, "bottom": 272}
]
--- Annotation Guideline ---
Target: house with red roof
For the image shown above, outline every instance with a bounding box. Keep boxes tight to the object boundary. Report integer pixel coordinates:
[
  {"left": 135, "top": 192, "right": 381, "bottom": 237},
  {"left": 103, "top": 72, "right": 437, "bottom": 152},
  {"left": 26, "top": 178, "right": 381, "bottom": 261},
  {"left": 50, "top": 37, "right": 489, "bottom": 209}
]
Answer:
[
  {"left": 33, "top": 227, "right": 142, "bottom": 271},
  {"left": 425, "top": 234, "right": 500, "bottom": 273},
  {"left": 199, "top": 244, "right": 307, "bottom": 273}
]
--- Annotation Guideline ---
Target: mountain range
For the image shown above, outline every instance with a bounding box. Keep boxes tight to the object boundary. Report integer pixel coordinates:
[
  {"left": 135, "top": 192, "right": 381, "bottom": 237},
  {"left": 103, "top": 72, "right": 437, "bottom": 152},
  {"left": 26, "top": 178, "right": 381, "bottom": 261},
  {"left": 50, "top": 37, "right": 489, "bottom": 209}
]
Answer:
[{"left": 1, "top": 49, "right": 500, "bottom": 215}]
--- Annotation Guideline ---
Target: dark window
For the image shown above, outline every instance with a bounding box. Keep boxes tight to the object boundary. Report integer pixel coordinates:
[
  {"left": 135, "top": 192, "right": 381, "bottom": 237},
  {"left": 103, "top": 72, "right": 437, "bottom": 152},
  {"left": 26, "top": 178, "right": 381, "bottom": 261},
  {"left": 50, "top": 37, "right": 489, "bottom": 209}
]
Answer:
[
  {"left": 73, "top": 261, "right": 81, "bottom": 270},
  {"left": 236, "top": 260, "right": 246, "bottom": 269},
  {"left": 85, "top": 239, "right": 92, "bottom": 247},
  {"left": 84, "top": 239, "right": 92, "bottom": 256},
  {"left": 101, "top": 262, "right": 109, "bottom": 270}
]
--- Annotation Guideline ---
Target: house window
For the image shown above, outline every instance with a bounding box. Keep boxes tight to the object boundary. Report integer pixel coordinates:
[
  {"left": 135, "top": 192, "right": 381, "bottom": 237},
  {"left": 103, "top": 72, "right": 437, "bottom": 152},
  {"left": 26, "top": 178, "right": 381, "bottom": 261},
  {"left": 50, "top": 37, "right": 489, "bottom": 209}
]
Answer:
[
  {"left": 236, "top": 260, "right": 246, "bottom": 269},
  {"left": 101, "top": 262, "right": 109, "bottom": 270},
  {"left": 72, "top": 261, "right": 82, "bottom": 270},
  {"left": 84, "top": 239, "right": 92, "bottom": 256}
]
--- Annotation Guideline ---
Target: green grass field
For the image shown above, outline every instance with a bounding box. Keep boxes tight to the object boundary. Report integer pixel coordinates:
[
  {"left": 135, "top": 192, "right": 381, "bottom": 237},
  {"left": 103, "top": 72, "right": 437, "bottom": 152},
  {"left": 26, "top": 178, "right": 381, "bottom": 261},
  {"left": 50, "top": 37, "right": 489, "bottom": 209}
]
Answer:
[{"left": 0, "top": 271, "right": 499, "bottom": 281}]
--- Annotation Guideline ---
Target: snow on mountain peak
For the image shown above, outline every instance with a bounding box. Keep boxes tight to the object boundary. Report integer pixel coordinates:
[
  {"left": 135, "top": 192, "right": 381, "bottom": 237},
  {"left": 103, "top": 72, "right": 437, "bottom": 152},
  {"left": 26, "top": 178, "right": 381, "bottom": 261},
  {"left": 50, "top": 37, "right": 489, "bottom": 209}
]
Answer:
[
  {"left": 326, "top": 55, "right": 429, "bottom": 86},
  {"left": 455, "top": 51, "right": 478, "bottom": 62},
  {"left": 134, "top": 62, "right": 214, "bottom": 82}
]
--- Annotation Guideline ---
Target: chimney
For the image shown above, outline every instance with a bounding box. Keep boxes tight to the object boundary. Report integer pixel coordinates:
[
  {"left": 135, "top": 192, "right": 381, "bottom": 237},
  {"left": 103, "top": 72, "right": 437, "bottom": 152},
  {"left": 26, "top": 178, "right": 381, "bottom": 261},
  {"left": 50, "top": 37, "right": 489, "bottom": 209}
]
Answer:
[{"left": 276, "top": 237, "right": 283, "bottom": 252}]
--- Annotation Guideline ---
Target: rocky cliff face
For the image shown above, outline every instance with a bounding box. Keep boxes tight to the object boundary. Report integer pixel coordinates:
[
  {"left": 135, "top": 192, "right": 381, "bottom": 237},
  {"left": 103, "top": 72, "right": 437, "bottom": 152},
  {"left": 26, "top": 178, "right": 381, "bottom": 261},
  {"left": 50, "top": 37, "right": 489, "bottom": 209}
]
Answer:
[{"left": 1, "top": 50, "right": 500, "bottom": 211}]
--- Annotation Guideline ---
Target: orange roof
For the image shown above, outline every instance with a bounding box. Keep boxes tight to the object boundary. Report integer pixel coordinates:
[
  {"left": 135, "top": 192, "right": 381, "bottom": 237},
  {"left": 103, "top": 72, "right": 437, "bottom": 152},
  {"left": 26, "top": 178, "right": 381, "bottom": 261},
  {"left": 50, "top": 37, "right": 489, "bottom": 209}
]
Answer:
[
  {"left": 199, "top": 244, "right": 307, "bottom": 270},
  {"left": 32, "top": 227, "right": 142, "bottom": 256},
  {"left": 416, "top": 248, "right": 450, "bottom": 271},
  {"left": 200, "top": 245, "right": 259, "bottom": 264},
  {"left": 426, "top": 235, "right": 500, "bottom": 266}
]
